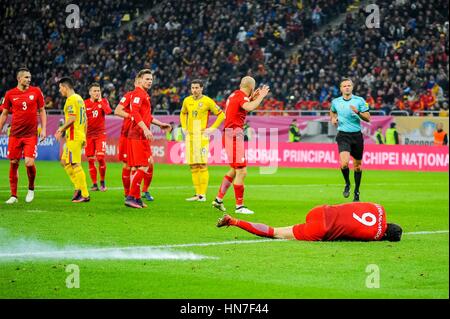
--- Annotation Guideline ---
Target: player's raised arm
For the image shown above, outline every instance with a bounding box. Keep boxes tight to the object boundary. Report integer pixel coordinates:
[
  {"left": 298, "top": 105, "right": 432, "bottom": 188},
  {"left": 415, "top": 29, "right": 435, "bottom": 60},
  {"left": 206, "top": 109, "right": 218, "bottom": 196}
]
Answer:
[
  {"left": 350, "top": 99, "right": 370, "bottom": 123},
  {"left": 241, "top": 85, "right": 270, "bottom": 112}
]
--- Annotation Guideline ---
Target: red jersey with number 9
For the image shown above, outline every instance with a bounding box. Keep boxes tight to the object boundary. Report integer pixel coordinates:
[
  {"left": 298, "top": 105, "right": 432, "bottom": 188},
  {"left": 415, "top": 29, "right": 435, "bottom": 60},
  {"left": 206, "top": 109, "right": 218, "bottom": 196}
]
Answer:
[
  {"left": 323, "top": 202, "right": 387, "bottom": 241},
  {"left": 3, "top": 86, "right": 44, "bottom": 137}
]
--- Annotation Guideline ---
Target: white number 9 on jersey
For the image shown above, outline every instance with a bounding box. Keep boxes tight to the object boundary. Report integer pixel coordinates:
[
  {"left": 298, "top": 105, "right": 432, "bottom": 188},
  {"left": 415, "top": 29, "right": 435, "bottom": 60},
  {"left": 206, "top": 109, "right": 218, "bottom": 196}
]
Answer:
[{"left": 352, "top": 212, "right": 377, "bottom": 226}]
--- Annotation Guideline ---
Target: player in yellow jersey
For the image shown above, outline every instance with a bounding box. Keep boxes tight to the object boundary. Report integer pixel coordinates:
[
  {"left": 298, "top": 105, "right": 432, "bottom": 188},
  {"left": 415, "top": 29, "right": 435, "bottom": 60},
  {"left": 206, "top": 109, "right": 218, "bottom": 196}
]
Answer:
[
  {"left": 180, "top": 79, "right": 225, "bottom": 202},
  {"left": 54, "top": 77, "right": 90, "bottom": 202}
]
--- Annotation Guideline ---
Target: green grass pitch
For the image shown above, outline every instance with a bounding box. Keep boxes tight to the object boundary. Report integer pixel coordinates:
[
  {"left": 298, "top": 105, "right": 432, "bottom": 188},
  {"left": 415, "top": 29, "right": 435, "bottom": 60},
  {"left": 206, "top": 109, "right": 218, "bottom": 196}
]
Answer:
[{"left": 0, "top": 160, "right": 448, "bottom": 298}]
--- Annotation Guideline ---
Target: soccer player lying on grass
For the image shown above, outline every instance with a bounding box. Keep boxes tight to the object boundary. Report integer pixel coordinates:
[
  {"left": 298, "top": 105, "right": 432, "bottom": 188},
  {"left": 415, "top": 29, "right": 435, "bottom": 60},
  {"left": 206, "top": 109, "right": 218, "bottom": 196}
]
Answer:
[{"left": 217, "top": 202, "right": 402, "bottom": 242}]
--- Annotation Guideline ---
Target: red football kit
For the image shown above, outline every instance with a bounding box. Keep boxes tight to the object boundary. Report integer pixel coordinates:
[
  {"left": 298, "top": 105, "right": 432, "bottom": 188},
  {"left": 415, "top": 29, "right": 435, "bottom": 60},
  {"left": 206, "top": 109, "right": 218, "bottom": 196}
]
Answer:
[
  {"left": 3, "top": 86, "right": 44, "bottom": 159},
  {"left": 223, "top": 89, "right": 250, "bottom": 168},
  {"left": 292, "top": 202, "right": 388, "bottom": 241},
  {"left": 127, "top": 86, "right": 153, "bottom": 167},
  {"left": 84, "top": 98, "right": 112, "bottom": 157},
  {"left": 118, "top": 91, "right": 133, "bottom": 162}
]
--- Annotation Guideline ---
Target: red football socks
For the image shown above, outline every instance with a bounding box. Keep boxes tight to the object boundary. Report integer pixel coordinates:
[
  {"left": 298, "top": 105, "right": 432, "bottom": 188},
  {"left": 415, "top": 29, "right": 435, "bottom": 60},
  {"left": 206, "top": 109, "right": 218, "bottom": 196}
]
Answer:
[
  {"left": 129, "top": 169, "right": 145, "bottom": 199},
  {"left": 9, "top": 162, "right": 19, "bottom": 197},
  {"left": 26, "top": 165, "right": 36, "bottom": 191},
  {"left": 98, "top": 158, "right": 106, "bottom": 182},
  {"left": 234, "top": 219, "right": 274, "bottom": 238},
  {"left": 233, "top": 184, "right": 244, "bottom": 206},
  {"left": 122, "top": 168, "right": 131, "bottom": 196},
  {"left": 217, "top": 175, "right": 233, "bottom": 200},
  {"left": 88, "top": 158, "right": 97, "bottom": 184},
  {"left": 142, "top": 165, "right": 153, "bottom": 193}
]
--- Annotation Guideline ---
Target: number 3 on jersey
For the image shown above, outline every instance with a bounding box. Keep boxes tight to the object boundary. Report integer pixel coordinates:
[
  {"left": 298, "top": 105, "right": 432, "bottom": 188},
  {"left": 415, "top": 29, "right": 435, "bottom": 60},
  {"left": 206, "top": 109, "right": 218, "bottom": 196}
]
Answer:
[{"left": 352, "top": 212, "right": 377, "bottom": 226}]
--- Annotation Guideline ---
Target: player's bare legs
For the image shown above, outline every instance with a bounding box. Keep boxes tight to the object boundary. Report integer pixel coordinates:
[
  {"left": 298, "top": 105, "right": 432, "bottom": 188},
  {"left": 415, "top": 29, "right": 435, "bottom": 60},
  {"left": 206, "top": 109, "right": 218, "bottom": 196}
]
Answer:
[
  {"left": 142, "top": 156, "right": 154, "bottom": 201},
  {"left": 24, "top": 156, "right": 37, "bottom": 203},
  {"left": 353, "top": 159, "right": 362, "bottom": 202},
  {"left": 216, "top": 215, "right": 296, "bottom": 239},
  {"left": 339, "top": 151, "right": 351, "bottom": 198},
  {"left": 213, "top": 168, "right": 236, "bottom": 212},
  {"left": 6, "top": 159, "right": 19, "bottom": 204}
]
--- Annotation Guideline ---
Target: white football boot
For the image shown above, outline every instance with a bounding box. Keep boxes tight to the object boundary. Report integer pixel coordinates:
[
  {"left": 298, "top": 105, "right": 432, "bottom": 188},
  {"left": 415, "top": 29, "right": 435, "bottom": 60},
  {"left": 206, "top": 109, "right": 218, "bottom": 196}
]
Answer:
[
  {"left": 25, "top": 190, "right": 35, "bottom": 203},
  {"left": 235, "top": 206, "right": 254, "bottom": 215},
  {"left": 5, "top": 196, "right": 18, "bottom": 204}
]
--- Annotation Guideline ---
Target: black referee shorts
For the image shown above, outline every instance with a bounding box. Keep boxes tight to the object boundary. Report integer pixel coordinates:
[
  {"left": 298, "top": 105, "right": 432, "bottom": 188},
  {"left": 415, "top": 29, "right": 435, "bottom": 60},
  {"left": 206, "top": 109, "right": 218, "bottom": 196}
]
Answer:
[{"left": 335, "top": 131, "right": 364, "bottom": 160}]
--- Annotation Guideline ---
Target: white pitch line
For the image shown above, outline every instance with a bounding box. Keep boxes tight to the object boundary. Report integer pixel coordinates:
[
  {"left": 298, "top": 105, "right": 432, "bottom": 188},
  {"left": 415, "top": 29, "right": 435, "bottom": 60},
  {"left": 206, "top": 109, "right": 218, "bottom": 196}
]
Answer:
[
  {"left": 0, "top": 182, "right": 446, "bottom": 193},
  {"left": 0, "top": 231, "right": 447, "bottom": 260},
  {"left": 404, "top": 230, "right": 449, "bottom": 235}
]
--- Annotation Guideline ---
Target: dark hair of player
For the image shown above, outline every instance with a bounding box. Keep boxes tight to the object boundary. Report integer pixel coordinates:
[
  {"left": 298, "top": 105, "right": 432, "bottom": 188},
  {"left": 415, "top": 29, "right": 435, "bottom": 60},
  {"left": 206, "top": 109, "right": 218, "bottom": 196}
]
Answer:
[
  {"left": 340, "top": 77, "right": 353, "bottom": 85},
  {"left": 17, "top": 67, "right": 30, "bottom": 77},
  {"left": 136, "top": 69, "right": 153, "bottom": 78},
  {"left": 191, "top": 79, "right": 204, "bottom": 87},
  {"left": 383, "top": 223, "right": 403, "bottom": 242},
  {"left": 59, "top": 77, "right": 75, "bottom": 89},
  {"left": 88, "top": 82, "right": 101, "bottom": 90}
]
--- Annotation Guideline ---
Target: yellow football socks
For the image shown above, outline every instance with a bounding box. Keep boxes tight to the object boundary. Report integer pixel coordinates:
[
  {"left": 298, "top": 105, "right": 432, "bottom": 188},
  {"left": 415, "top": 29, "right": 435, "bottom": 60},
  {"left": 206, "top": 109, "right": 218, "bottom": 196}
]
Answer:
[
  {"left": 64, "top": 164, "right": 78, "bottom": 189},
  {"left": 198, "top": 167, "right": 209, "bottom": 196},
  {"left": 73, "top": 165, "right": 89, "bottom": 198},
  {"left": 190, "top": 167, "right": 200, "bottom": 195}
]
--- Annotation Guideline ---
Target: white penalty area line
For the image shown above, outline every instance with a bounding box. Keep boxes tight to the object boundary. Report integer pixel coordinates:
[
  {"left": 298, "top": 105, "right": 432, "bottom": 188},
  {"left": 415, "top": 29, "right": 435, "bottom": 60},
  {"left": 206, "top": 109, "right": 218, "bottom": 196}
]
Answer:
[
  {"left": 0, "top": 183, "right": 445, "bottom": 193},
  {"left": 0, "top": 231, "right": 447, "bottom": 259}
]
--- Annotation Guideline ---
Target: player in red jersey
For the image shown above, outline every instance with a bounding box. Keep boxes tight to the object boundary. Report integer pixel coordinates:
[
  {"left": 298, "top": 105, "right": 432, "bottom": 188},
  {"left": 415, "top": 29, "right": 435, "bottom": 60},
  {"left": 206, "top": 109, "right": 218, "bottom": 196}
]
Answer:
[
  {"left": 84, "top": 83, "right": 112, "bottom": 192},
  {"left": 212, "top": 76, "right": 270, "bottom": 215},
  {"left": 114, "top": 80, "right": 136, "bottom": 199},
  {"left": 217, "top": 202, "right": 403, "bottom": 242},
  {"left": 125, "top": 69, "right": 171, "bottom": 208},
  {"left": 0, "top": 68, "right": 47, "bottom": 204}
]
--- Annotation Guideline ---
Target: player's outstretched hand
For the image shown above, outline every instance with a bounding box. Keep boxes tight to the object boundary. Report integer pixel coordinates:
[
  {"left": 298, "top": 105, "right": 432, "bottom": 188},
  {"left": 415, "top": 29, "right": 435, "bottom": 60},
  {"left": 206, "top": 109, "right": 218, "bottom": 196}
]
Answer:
[
  {"left": 250, "top": 88, "right": 261, "bottom": 101},
  {"left": 259, "top": 85, "right": 270, "bottom": 98},
  {"left": 331, "top": 117, "right": 338, "bottom": 126},
  {"left": 160, "top": 123, "right": 172, "bottom": 133},
  {"left": 54, "top": 129, "right": 62, "bottom": 142},
  {"left": 203, "top": 127, "right": 215, "bottom": 137},
  {"left": 144, "top": 129, "right": 153, "bottom": 141},
  {"left": 39, "top": 129, "right": 47, "bottom": 142}
]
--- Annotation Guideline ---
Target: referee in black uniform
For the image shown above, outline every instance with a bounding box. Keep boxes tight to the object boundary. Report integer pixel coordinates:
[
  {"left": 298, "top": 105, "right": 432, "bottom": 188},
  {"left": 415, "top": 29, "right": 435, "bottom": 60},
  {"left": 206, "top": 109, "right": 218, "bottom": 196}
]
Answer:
[{"left": 330, "top": 78, "right": 370, "bottom": 202}]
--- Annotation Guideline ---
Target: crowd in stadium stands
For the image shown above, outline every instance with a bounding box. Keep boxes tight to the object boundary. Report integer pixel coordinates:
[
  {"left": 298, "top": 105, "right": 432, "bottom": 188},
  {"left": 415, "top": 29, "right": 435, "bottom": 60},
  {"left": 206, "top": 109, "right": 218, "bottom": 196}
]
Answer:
[{"left": 1, "top": 0, "right": 448, "bottom": 117}]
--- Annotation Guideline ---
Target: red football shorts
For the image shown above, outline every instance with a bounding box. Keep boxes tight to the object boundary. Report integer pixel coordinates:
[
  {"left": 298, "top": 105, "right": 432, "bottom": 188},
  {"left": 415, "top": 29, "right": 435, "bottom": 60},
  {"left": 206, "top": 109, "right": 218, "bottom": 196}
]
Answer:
[
  {"left": 85, "top": 136, "right": 106, "bottom": 157},
  {"left": 7, "top": 136, "right": 38, "bottom": 160},
  {"left": 127, "top": 139, "right": 152, "bottom": 167},
  {"left": 118, "top": 135, "right": 128, "bottom": 162},
  {"left": 292, "top": 206, "right": 327, "bottom": 241},
  {"left": 223, "top": 131, "right": 246, "bottom": 169}
]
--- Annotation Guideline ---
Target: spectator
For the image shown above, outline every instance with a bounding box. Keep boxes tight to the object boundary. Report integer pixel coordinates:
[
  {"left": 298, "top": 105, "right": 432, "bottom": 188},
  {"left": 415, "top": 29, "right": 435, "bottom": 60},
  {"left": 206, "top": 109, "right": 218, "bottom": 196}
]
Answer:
[
  {"left": 385, "top": 122, "right": 399, "bottom": 145},
  {"left": 434, "top": 122, "right": 448, "bottom": 146}
]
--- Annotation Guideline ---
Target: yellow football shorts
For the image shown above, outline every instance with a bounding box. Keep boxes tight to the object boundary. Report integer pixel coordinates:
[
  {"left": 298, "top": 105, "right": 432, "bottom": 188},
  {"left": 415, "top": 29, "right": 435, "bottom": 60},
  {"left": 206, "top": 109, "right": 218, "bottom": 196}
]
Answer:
[
  {"left": 62, "top": 140, "right": 84, "bottom": 164},
  {"left": 185, "top": 134, "right": 209, "bottom": 165}
]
